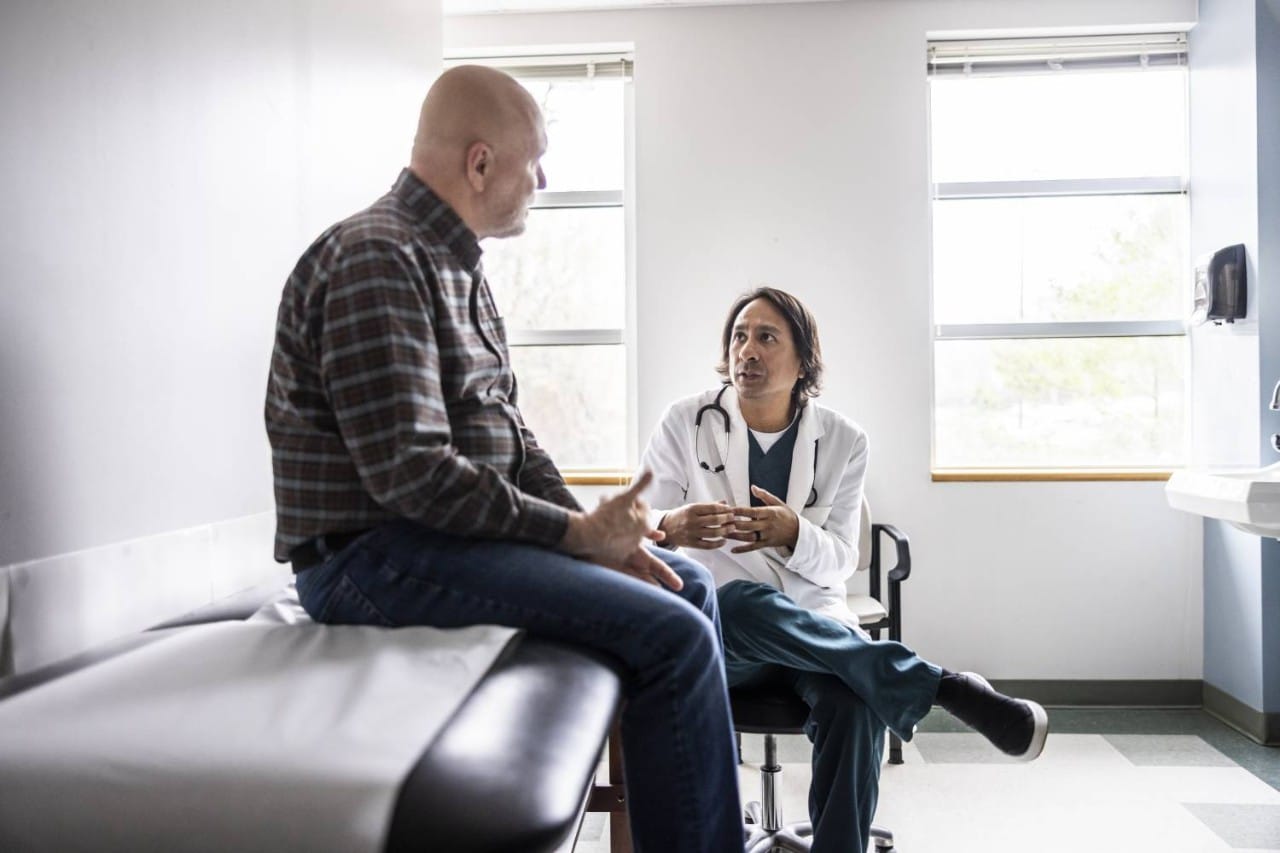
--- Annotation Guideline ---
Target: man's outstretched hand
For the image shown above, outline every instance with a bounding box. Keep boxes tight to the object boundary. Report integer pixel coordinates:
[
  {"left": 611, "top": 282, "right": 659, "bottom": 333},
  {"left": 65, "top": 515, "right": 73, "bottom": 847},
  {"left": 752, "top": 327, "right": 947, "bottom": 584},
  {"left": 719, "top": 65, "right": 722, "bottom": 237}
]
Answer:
[{"left": 558, "top": 470, "right": 683, "bottom": 590}]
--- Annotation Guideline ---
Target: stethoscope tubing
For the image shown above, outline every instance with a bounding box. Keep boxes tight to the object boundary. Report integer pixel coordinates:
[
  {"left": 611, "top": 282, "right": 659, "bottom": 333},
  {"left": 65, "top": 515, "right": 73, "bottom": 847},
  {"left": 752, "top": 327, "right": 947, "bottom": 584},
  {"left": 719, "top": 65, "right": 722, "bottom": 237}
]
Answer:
[{"left": 694, "top": 385, "right": 818, "bottom": 508}]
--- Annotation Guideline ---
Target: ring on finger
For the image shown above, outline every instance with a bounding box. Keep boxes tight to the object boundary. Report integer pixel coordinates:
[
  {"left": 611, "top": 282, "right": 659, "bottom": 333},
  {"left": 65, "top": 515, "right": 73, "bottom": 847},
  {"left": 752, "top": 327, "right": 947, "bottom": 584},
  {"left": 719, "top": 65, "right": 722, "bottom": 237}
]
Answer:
[{"left": 753, "top": 530, "right": 761, "bottom": 542}]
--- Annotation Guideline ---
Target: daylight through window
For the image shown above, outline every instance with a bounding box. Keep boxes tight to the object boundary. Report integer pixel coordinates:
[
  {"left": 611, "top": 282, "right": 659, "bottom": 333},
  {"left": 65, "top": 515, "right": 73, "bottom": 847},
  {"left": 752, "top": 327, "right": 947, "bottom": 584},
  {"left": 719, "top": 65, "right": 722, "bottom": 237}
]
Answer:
[
  {"left": 451, "top": 52, "right": 633, "bottom": 471},
  {"left": 928, "top": 34, "right": 1190, "bottom": 472}
]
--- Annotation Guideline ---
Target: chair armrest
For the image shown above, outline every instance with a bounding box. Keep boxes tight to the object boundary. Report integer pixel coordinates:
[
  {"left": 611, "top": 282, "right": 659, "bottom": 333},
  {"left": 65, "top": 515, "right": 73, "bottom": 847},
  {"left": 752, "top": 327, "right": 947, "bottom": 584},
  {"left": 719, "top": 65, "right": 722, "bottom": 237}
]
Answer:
[
  {"left": 869, "top": 523, "right": 912, "bottom": 644},
  {"left": 872, "top": 523, "right": 912, "bottom": 584}
]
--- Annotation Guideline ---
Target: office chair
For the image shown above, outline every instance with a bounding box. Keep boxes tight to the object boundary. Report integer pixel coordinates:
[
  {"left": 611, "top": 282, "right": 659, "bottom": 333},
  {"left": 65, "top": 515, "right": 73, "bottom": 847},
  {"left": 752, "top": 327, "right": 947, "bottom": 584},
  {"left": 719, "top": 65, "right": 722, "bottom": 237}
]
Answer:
[
  {"left": 603, "top": 498, "right": 912, "bottom": 853},
  {"left": 732, "top": 496, "right": 911, "bottom": 853},
  {"left": 733, "top": 688, "right": 897, "bottom": 852}
]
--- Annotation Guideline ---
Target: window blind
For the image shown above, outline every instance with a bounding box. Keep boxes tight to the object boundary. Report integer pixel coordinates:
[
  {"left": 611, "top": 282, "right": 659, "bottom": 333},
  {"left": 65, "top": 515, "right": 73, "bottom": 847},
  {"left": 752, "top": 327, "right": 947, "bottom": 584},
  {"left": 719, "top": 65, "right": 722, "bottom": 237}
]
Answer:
[
  {"left": 444, "top": 53, "right": 632, "bottom": 81},
  {"left": 928, "top": 33, "right": 1187, "bottom": 76}
]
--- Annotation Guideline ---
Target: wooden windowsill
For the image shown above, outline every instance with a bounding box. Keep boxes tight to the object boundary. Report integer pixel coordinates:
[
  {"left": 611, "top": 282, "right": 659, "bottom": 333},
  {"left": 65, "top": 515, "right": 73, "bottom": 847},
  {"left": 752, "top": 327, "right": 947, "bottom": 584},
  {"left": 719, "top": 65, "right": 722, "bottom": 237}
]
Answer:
[
  {"left": 932, "top": 469, "right": 1173, "bottom": 482},
  {"left": 562, "top": 470, "right": 634, "bottom": 486},
  {"left": 567, "top": 469, "right": 1174, "bottom": 485}
]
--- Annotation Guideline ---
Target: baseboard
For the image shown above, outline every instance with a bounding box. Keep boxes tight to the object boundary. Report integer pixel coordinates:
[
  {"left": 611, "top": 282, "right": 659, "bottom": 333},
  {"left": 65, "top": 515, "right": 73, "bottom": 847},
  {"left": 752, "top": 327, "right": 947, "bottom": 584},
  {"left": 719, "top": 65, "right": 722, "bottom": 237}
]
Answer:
[
  {"left": 988, "top": 679, "right": 1202, "bottom": 708},
  {"left": 989, "top": 680, "right": 1280, "bottom": 745},
  {"left": 1203, "top": 682, "right": 1280, "bottom": 746}
]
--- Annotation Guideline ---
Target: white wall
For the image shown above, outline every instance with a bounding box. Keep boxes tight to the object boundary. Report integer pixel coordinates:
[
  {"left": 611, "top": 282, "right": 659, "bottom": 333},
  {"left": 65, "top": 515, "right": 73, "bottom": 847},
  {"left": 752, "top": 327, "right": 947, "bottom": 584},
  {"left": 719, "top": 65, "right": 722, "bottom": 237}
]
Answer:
[
  {"left": 450, "top": 0, "right": 1205, "bottom": 680},
  {"left": 1188, "top": 0, "right": 1261, "bottom": 471},
  {"left": 0, "top": 0, "right": 442, "bottom": 674}
]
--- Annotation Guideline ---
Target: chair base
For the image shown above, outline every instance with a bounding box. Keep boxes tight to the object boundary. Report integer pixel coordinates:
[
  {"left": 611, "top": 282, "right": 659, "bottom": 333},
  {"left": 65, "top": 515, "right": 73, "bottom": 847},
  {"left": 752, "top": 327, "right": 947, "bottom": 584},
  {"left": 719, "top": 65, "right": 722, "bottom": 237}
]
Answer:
[
  {"left": 743, "top": 801, "right": 896, "bottom": 852},
  {"left": 871, "top": 826, "right": 897, "bottom": 852},
  {"left": 889, "top": 731, "right": 904, "bottom": 765},
  {"left": 744, "top": 799, "right": 812, "bottom": 853}
]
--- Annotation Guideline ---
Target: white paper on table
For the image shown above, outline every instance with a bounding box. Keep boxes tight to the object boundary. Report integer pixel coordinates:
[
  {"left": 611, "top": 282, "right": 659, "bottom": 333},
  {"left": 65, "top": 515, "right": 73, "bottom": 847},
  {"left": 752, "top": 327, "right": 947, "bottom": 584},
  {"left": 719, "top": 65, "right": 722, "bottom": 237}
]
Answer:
[
  {"left": 0, "top": 617, "right": 518, "bottom": 853},
  {"left": 246, "top": 580, "right": 313, "bottom": 625}
]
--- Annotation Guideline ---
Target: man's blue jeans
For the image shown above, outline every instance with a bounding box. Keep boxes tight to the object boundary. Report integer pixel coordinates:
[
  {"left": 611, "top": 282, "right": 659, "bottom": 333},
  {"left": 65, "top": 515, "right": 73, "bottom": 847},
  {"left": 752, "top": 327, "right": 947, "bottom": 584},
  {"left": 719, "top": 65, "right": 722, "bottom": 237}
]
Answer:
[
  {"left": 294, "top": 520, "right": 744, "bottom": 853},
  {"left": 719, "top": 580, "right": 941, "bottom": 853}
]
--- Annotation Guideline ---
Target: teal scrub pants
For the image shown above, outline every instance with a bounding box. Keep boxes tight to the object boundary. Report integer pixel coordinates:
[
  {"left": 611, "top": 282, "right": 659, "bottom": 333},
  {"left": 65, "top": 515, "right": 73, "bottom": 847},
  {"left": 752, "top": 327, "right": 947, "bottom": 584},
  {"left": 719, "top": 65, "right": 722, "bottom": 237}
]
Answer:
[{"left": 719, "top": 580, "right": 942, "bottom": 853}]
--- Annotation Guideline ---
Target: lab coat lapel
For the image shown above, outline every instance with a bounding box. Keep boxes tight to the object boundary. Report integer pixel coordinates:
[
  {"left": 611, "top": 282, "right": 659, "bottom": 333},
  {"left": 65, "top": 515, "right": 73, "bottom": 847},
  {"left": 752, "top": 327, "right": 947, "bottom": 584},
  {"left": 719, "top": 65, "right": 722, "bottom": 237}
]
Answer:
[
  {"left": 784, "top": 403, "right": 825, "bottom": 512},
  {"left": 721, "top": 386, "right": 752, "bottom": 508}
]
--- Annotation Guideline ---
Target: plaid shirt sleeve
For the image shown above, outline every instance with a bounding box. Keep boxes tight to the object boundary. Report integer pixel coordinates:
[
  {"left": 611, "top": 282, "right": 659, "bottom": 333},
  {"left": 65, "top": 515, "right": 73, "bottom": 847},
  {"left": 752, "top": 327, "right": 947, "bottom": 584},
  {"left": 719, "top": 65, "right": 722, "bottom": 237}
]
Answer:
[
  {"left": 318, "top": 238, "right": 571, "bottom": 546},
  {"left": 509, "top": 374, "right": 582, "bottom": 511},
  {"left": 516, "top": 423, "right": 583, "bottom": 511}
]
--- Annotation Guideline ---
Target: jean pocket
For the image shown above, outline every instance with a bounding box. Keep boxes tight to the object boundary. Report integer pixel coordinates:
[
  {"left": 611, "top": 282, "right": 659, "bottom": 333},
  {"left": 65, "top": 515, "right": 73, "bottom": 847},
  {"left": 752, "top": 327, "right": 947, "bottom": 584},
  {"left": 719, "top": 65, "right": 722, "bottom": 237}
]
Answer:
[{"left": 316, "top": 574, "right": 395, "bottom": 627}]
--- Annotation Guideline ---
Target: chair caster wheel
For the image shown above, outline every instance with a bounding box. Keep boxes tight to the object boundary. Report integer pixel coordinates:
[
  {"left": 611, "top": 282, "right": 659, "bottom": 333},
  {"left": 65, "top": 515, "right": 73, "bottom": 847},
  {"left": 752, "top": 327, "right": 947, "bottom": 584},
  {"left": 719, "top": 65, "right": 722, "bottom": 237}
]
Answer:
[{"left": 871, "top": 827, "right": 896, "bottom": 852}]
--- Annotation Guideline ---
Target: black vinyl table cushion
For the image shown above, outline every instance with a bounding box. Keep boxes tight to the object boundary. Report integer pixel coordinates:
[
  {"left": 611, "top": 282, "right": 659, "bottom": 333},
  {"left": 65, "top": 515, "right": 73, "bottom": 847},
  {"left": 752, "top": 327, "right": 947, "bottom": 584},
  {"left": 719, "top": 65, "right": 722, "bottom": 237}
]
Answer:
[
  {"left": 0, "top": 585, "right": 624, "bottom": 853},
  {"left": 386, "top": 637, "right": 621, "bottom": 852}
]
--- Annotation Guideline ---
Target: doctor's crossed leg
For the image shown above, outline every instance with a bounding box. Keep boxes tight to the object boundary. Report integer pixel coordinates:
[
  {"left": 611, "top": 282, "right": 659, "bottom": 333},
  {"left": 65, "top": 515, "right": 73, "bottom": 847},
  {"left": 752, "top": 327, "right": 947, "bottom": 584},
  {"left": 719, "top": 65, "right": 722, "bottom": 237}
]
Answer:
[{"left": 640, "top": 286, "right": 1049, "bottom": 853}]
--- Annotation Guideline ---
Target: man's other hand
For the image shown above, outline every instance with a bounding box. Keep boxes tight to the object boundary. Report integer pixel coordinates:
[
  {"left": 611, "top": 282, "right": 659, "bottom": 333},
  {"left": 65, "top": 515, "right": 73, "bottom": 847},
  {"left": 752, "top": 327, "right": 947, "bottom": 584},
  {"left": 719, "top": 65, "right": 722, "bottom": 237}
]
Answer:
[{"left": 559, "top": 470, "right": 683, "bottom": 590}]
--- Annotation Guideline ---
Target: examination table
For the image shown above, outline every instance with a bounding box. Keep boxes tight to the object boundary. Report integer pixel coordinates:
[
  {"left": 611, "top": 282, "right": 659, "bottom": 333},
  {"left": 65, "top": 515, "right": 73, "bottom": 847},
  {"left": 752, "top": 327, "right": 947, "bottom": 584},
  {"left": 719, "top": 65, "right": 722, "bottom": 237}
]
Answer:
[{"left": 0, "top": 582, "right": 626, "bottom": 853}]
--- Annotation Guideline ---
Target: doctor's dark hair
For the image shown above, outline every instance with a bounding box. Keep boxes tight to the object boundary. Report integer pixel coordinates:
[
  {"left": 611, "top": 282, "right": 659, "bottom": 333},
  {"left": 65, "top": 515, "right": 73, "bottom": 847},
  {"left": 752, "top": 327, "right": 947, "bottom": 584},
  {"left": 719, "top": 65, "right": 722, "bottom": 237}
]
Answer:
[{"left": 716, "top": 286, "right": 824, "bottom": 404}]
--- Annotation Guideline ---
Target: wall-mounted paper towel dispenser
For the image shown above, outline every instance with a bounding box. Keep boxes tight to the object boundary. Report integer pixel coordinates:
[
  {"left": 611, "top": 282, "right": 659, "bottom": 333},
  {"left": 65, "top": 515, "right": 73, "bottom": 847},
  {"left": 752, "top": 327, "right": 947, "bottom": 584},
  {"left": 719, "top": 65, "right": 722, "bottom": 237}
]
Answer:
[{"left": 1195, "top": 243, "right": 1248, "bottom": 324}]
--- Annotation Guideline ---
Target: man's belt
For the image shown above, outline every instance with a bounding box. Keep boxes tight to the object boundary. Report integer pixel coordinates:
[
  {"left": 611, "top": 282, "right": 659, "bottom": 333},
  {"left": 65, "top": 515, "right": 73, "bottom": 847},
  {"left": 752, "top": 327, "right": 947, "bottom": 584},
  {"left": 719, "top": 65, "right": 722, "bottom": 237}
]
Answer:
[{"left": 290, "top": 530, "right": 370, "bottom": 573}]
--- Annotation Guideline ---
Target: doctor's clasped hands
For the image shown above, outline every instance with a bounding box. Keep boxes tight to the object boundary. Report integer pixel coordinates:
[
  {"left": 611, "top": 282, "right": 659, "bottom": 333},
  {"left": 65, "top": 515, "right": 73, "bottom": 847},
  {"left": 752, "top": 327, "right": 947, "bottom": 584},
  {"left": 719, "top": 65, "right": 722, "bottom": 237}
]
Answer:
[{"left": 657, "top": 485, "right": 800, "bottom": 553}]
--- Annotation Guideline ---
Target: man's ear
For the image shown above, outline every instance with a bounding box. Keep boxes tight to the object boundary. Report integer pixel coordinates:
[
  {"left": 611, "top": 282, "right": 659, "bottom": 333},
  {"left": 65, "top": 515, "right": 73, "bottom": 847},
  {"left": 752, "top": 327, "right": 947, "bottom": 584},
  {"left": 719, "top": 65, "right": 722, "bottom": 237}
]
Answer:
[{"left": 465, "top": 141, "right": 491, "bottom": 192}]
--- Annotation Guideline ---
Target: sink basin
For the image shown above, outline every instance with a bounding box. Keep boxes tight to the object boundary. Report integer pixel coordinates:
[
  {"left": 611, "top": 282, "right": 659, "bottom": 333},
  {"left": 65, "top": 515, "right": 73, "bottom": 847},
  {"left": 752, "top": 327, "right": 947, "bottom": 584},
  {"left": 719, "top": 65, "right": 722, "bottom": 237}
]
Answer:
[{"left": 1166, "top": 463, "right": 1280, "bottom": 537}]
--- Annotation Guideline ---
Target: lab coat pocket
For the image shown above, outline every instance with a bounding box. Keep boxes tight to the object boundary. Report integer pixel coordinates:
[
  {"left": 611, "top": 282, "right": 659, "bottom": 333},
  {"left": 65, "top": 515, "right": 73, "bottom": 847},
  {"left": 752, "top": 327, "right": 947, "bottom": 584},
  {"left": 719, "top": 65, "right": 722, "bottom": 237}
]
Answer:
[{"left": 800, "top": 504, "right": 833, "bottom": 527}]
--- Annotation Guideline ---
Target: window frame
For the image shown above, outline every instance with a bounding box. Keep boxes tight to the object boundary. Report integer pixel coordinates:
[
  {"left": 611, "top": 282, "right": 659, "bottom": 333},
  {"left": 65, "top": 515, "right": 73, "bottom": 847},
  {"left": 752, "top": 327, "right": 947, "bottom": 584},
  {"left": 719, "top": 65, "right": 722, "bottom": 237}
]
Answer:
[
  {"left": 504, "top": 190, "right": 626, "bottom": 351},
  {"left": 444, "top": 50, "right": 636, "bottom": 480},
  {"left": 927, "top": 37, "right": 1191, "bottom": 480}
]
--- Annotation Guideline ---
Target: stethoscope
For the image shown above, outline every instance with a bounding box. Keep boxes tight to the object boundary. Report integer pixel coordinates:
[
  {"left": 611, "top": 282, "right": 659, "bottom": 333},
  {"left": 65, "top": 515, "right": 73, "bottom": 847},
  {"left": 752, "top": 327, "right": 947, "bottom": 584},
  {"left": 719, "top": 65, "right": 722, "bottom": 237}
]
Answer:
[{"left": 694, "top": 385, "right": 819, "bottom": 508}]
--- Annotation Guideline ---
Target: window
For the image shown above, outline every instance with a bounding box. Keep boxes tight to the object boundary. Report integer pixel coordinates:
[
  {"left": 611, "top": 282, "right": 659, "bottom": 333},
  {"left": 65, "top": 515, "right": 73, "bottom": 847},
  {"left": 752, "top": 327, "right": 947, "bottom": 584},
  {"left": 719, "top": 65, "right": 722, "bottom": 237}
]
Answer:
[
  {"left": 448, "top": 52, "right": 633, "bottom": 473},
  {"left": 927, "top": 34, "right": 1190, "bottom": 476}
]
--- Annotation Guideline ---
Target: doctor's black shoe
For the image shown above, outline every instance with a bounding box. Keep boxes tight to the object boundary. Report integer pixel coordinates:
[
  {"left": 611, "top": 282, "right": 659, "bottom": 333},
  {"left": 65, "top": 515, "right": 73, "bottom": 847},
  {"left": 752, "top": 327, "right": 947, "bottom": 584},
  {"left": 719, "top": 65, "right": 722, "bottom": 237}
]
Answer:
[{"left": 935, "top": 670, "right": 1049, "bottom": 761}]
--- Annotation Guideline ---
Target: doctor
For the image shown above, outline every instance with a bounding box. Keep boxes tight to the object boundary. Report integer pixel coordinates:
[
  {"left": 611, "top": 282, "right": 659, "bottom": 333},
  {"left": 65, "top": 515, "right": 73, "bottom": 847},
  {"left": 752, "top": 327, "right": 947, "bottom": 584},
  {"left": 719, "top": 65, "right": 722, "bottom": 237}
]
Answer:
[{"left": 641, "top": 287, "right": 1048, "bottom": 853}]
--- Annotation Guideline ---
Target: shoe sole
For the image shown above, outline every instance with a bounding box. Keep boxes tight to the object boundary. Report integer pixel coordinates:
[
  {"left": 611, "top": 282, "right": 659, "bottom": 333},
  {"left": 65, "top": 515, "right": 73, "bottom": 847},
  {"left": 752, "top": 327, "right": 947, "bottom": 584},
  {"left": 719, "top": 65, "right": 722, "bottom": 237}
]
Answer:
[
  {"left": 1020, "top": 699, "right": 1049, "bottom": 762},
  {"left": 961, "top": 672, "right": 1050, "bottom": 762}
]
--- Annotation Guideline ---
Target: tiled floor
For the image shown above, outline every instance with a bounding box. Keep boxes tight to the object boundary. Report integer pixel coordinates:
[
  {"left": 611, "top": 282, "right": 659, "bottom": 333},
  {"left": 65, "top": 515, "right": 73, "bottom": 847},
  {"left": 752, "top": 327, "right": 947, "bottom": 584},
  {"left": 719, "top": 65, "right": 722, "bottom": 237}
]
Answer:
[{"left": 573, "top": 708, "right": 1280, "bottom": 852}]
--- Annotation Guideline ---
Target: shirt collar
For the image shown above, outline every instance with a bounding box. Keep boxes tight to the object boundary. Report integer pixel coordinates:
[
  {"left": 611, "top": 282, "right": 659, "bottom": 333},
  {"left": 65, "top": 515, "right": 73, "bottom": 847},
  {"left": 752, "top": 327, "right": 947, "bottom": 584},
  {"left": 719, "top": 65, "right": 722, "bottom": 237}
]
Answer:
[
  {"left": 746, "top": 405, "right": 802, "bottom": 438},
  {"left": 748, "top": 410, "right": 802, "bottom": 452},
  {"left": 391, "top": 168, "right": 483, "bottom": 273}
]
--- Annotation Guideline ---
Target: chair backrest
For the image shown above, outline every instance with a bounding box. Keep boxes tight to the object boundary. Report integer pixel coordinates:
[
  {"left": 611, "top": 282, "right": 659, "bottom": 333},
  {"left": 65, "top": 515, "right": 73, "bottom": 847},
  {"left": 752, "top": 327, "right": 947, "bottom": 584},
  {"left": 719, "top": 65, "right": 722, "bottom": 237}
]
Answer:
[{"left": 855, "top": 495, "right": 873, "bottom": 573}]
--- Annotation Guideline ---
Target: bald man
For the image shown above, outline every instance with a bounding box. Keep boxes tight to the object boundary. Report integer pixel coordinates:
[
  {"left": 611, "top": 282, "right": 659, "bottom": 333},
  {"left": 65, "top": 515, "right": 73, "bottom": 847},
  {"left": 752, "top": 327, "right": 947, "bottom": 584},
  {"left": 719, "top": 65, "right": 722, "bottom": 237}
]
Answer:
[{"left": 265, "top": 66, "right": 744, "bottom": 852}]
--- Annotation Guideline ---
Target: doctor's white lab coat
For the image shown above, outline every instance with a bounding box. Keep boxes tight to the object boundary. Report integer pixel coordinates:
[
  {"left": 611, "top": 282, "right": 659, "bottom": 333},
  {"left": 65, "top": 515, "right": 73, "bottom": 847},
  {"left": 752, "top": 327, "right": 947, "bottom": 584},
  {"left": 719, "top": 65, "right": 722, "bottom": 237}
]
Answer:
[{"left": 640, "top": 385, "right": 869, "bottom": 628}]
